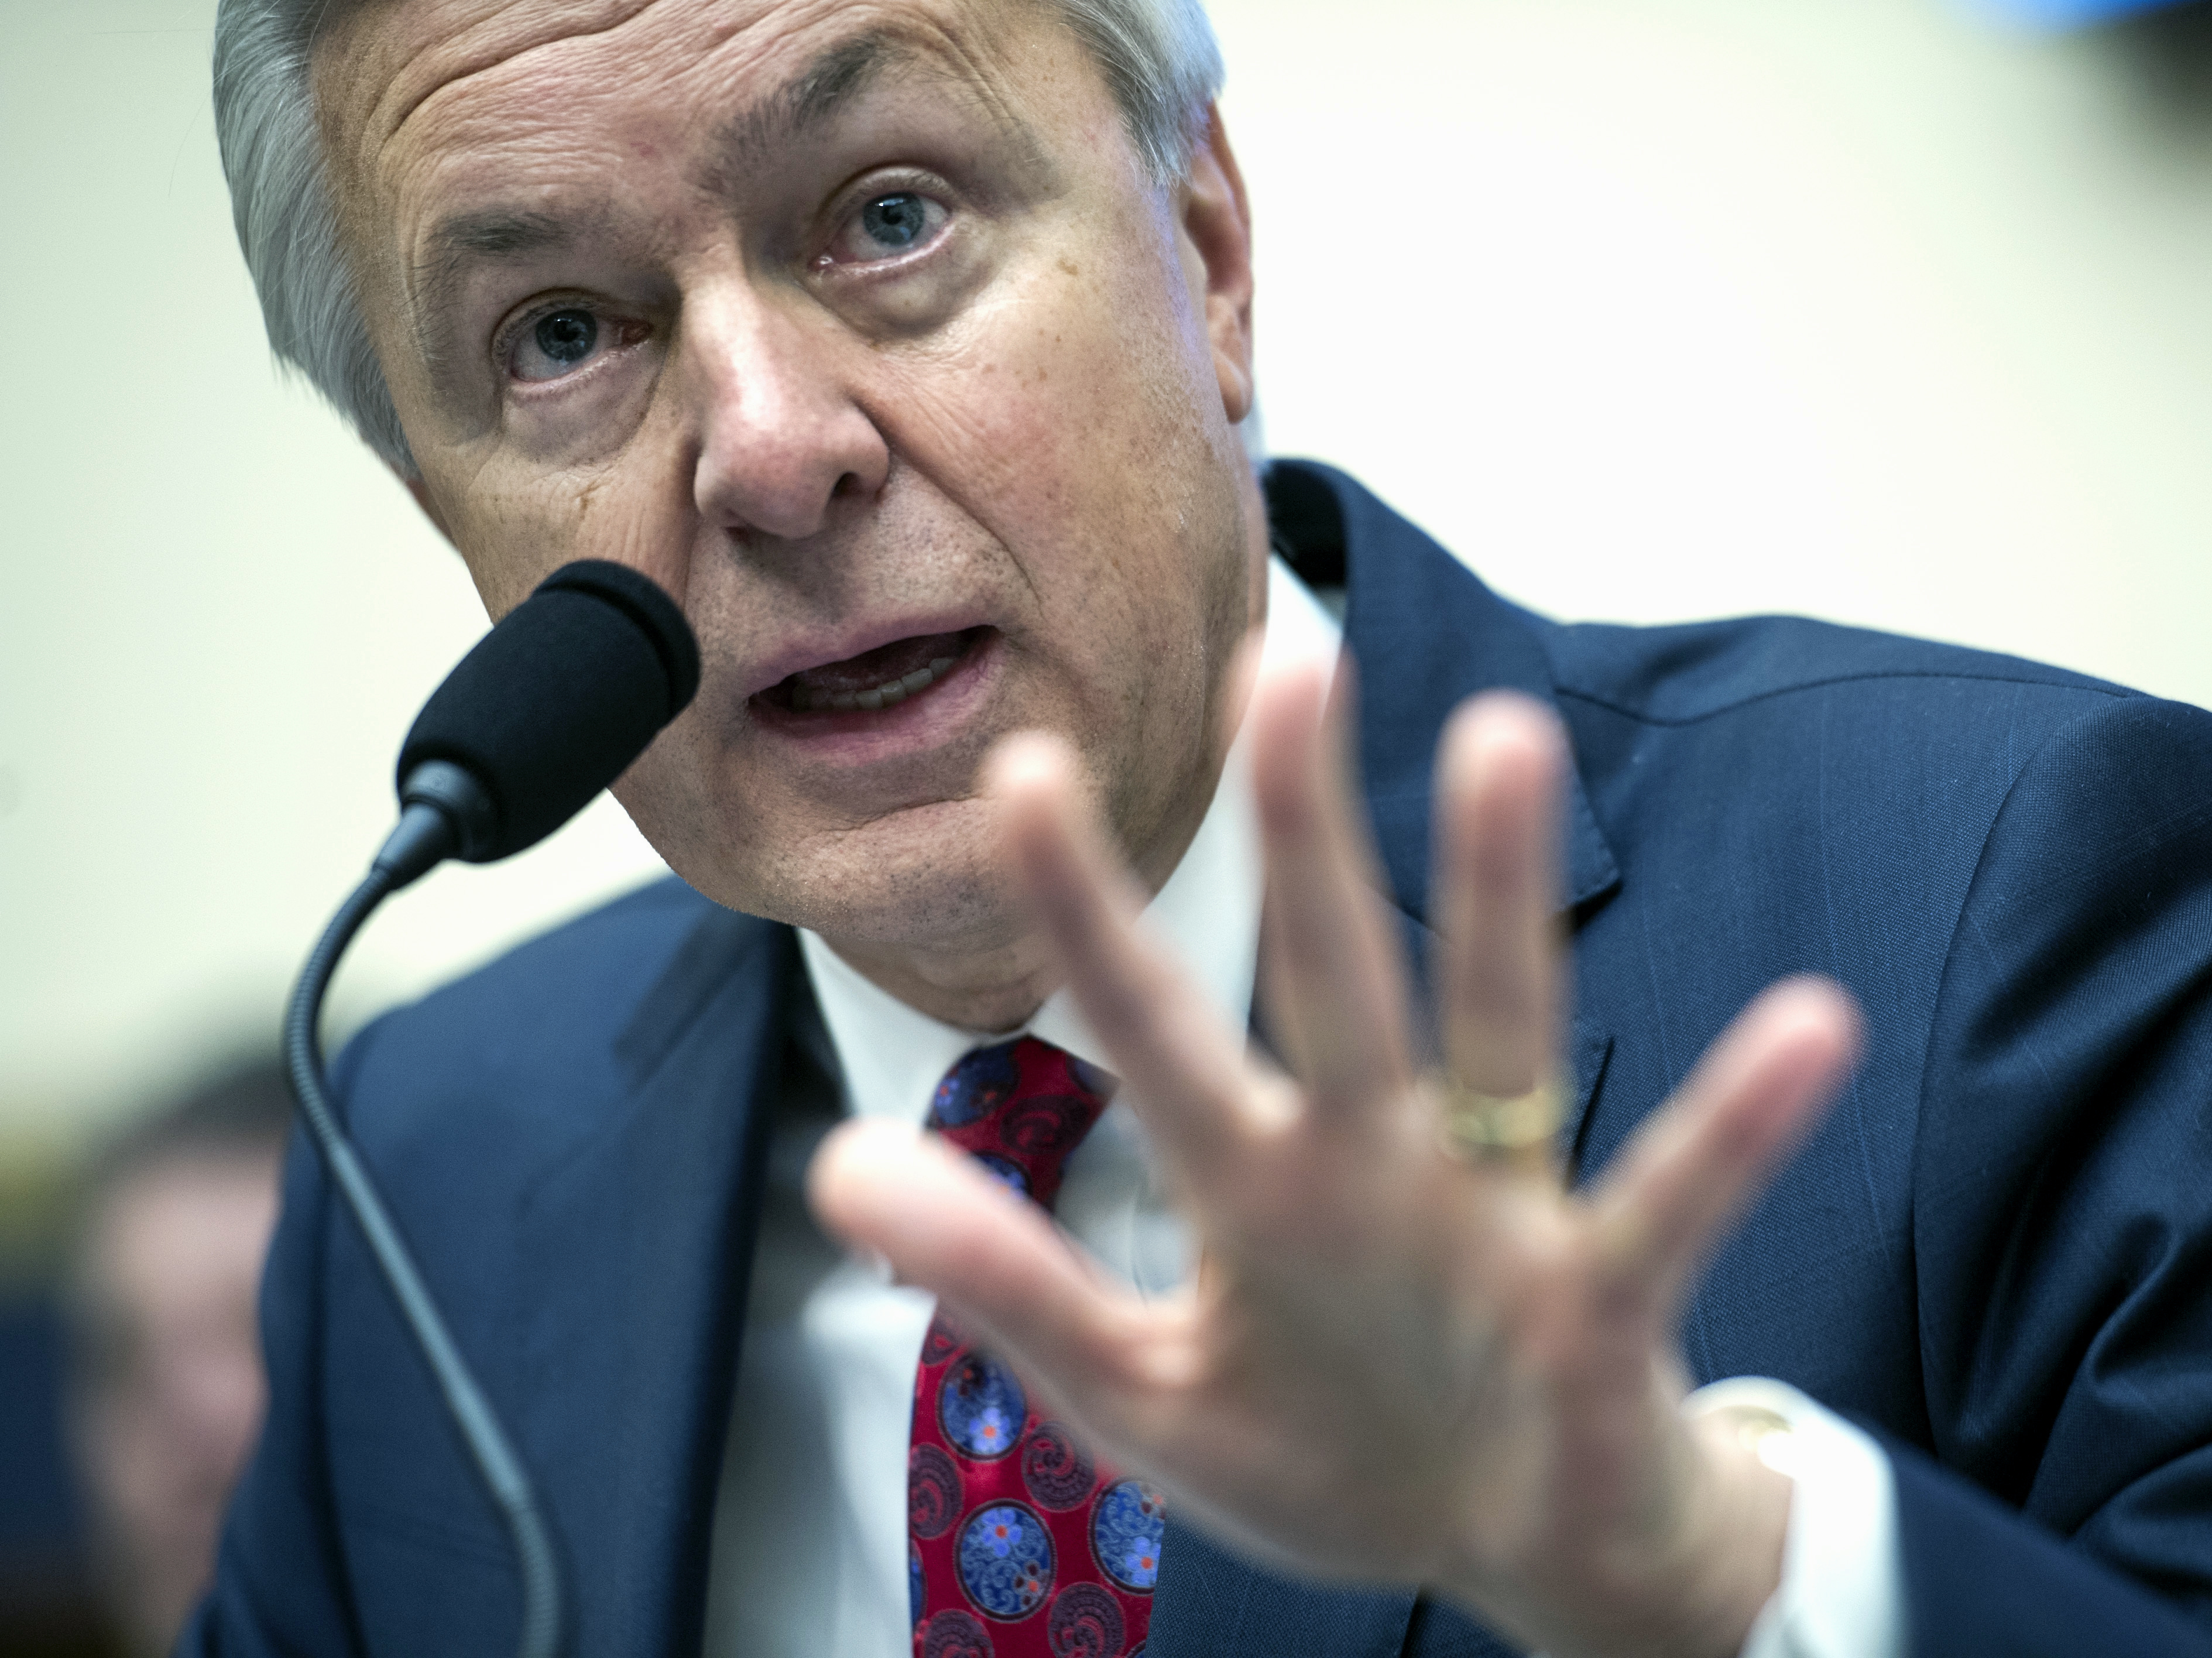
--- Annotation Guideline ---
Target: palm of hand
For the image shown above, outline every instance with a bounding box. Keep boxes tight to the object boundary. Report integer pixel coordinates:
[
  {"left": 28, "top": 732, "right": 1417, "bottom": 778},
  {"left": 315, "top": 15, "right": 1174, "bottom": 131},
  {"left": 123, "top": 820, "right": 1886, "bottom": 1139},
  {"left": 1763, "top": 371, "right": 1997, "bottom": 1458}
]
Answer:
[{"left": 814, "top": 656, "right": 1856, "bottom": 1658}]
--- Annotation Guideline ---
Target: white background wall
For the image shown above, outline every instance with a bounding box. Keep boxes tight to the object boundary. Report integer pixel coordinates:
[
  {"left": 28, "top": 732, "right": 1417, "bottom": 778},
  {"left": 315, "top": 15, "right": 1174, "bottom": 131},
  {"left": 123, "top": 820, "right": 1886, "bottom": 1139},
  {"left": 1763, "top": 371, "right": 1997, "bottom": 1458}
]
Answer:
[{"left": 4, "top": 0, "right": 2210, "bottom": 1145}]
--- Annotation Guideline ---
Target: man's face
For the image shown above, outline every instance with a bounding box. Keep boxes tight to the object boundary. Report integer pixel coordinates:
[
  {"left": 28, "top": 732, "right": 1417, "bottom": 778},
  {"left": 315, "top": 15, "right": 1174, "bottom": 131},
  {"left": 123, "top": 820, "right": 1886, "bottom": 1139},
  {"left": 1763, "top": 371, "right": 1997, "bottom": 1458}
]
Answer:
[
  {"left": 72, "top": 1153, "right": 280, "bottom": 1656},
  {"left": 318, "top": 0, "right": 1262, "bottom": 954}
]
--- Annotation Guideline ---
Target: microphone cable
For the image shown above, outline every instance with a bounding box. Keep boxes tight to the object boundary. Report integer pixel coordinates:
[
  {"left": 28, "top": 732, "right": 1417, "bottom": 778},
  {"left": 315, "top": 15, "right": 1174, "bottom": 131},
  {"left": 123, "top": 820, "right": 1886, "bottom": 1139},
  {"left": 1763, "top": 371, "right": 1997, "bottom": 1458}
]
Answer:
[
  {"left": 284, "top": 862, "right": 564, "bottom": 1658},
  {"left": 279, "top": 559, "right": 701, "bottom": 1658}
]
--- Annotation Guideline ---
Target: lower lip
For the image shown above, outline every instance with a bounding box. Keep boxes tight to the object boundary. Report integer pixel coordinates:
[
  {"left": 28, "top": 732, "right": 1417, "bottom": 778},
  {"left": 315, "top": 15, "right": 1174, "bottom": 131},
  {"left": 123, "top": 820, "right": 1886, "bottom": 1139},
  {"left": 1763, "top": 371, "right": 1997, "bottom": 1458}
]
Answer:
[{"left": 747, "top": 632, "right": 1000, "bottom": 760}]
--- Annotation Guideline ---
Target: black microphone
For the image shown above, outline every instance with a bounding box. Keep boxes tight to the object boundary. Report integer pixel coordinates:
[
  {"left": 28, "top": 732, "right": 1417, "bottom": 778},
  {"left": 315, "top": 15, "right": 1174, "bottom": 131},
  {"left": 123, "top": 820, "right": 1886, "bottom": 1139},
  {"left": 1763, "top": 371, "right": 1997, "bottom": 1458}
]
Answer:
[
  {"left": 281, "top": 560, "right": 700, "bottom": 1658},
  {"left": 376, "top": 557, "right": 702, "bottom": 886}
]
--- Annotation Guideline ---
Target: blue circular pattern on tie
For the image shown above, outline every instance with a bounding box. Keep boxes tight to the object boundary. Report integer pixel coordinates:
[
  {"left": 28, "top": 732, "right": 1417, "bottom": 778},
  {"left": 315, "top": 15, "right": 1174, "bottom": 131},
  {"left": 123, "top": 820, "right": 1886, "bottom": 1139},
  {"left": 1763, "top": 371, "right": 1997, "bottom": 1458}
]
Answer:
[
  {"left": 1090, "top": 1479, "right": 1165, "bottom": 1592},
  {"left": 975, "top": 1153, "right": 1029, "bottom": 1196},
  {"left": 910, "top": 1539, "right": 925, "bottom": 1627},
  {"left": 939, "top": 1354, "right": 1027, "bottom": 1460},
  {"left": 933, "top": 1043, "right": 1022, "bottom": 1127},
  {"left": 958, "top": 1502, "right": 1054, "bottom": 1620}
]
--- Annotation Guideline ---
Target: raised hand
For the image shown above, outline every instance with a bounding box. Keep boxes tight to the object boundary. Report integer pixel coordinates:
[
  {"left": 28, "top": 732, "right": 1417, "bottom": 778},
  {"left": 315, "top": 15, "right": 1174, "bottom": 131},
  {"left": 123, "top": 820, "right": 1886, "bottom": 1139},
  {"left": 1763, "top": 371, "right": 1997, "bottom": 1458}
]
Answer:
[{"left": 810, "top": 651, "right": 1861, "bottom": 1658}]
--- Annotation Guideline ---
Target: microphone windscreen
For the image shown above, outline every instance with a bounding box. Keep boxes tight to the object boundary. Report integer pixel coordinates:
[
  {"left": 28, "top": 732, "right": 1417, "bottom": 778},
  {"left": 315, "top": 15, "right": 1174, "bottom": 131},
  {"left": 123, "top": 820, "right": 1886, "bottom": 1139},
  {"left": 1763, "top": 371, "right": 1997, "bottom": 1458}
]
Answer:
[{"left": 396, "top": 560, "right": 701, "bottom": 862}]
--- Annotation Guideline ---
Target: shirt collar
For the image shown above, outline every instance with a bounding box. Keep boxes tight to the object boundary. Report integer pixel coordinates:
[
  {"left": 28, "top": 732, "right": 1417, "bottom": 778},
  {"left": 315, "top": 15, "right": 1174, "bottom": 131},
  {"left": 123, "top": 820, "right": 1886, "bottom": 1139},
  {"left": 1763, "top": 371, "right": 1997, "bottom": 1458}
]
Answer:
[{"left": 801, "top": 556, "right": 1345, "bottom": 1124}]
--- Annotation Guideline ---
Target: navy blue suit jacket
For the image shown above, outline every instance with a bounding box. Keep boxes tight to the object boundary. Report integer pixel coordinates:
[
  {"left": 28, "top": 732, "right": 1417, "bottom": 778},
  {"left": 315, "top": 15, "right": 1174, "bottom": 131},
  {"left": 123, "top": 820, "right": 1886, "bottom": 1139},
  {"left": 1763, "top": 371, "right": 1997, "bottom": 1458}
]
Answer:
[{"left": 187, "top": 462, "right": 2212, "bottom": 1656}]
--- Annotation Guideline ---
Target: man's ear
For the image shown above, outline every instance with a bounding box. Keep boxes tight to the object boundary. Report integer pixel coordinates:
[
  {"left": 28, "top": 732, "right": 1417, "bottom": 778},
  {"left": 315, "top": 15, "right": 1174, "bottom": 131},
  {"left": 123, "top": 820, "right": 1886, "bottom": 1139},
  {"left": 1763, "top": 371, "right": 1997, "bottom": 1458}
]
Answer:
[
  {"left": 401, "top": 469, "right": 459, "bottom": 549},
  {"left": 1178, "top": 104, "right": 1257, "bottom": 427}
]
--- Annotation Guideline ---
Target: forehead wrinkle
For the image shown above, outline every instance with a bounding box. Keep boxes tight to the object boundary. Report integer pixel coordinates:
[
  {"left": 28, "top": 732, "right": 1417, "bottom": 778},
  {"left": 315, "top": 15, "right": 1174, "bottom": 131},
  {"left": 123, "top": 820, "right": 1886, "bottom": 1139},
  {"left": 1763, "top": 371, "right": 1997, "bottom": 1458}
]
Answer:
[
  {"left": 329, "top": 0, "right": 1071, "bottom": 396},
  {"left": 368, "top": 1, "right": 664, "bottom": 160},
  {"left": 314, "top": 2, "right": 666, "bottom": 327},
  {"left": 701, "top": 9, "right": 1047, "bottom": 196},
  {"left": 328, "top": 2, "right": 1041, "bottom": 247},
  {"left": 708, "top": 30, "right": 901, "bottom": 183}
]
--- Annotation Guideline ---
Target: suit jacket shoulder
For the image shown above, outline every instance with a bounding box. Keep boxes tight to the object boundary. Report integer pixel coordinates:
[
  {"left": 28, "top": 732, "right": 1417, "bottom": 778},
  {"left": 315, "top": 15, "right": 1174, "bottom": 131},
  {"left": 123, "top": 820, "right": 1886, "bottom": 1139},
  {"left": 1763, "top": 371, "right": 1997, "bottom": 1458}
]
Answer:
[
  {"left": 332, "top": 875, "right": 758, "bottom": 1167},
  {"left": 1264, "top": 458, "right": 2212, "bottom": 1656},
  {"left": 192, "top": 878, "right": 801, "bottom": 1658},
  {"left": 1546, "top": 606, "right": 2129, "bottom": 727}
]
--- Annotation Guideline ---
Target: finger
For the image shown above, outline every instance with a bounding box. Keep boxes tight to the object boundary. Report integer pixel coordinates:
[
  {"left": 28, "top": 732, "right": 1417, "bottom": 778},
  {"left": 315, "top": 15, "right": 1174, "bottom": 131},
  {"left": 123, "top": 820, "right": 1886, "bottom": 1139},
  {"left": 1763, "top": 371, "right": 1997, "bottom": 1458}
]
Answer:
[
  {"left": 988, "top": 731, "right": 1268, "bottom": 1180},
  {"left": 1251, "top": 653, "right": 1415, "bottom": 1116},
  {"left": 1432, "top": 693, "right": 1569, "bottom": 1100},
  {"left": 807, "top": 1118, "right": 1170, "bottom": 1407},
  {"left": 1585, "top": 977, "right": 1861, "bottom": 1316}
]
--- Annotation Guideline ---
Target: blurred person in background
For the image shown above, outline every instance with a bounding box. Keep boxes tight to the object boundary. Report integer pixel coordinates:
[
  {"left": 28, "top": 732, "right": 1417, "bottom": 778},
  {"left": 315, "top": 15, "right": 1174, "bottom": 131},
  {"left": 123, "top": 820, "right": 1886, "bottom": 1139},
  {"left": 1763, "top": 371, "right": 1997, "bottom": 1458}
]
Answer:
[{"left": 63, "top": 1066, "right": 288, "bottom": 1658}]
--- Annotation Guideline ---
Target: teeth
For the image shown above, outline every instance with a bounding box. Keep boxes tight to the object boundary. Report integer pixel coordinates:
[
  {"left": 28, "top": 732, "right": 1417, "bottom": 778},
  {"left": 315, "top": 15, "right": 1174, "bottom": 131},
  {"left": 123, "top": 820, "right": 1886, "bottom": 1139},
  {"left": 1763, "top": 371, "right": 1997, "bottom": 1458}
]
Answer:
[{"left": 789, "top": 653, "right": 963, "bottom": 714}]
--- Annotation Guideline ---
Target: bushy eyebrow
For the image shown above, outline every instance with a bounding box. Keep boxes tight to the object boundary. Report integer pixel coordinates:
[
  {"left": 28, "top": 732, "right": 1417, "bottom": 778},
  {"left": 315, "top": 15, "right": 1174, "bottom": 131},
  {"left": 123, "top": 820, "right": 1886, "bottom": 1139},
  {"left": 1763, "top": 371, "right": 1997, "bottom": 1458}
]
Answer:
[
  {"left": 429, "top": 208, "right": 574, "bottom": 262},
  {"left": 709, "top": 32, "right": 906, "bottom": 183}
]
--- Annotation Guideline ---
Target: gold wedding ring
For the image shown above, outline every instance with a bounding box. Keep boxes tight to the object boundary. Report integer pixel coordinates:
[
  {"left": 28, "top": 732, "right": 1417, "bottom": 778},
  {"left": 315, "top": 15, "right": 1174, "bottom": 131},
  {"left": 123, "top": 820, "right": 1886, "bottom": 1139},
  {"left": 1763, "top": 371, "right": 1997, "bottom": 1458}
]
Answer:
[{"left": 1435, "top": 1073, "right": 1565, "bottom": 1170}]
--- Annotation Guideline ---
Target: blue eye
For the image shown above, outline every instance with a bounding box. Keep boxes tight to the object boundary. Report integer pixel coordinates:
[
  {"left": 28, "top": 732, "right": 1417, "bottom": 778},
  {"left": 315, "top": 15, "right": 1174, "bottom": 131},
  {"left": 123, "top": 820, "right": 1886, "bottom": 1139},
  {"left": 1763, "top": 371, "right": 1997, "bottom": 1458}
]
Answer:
[
  {"left": 821, "top": 190, "right": 948, "bottom": 268},
  {"left": 859, "top": 193, "right": 930, "bottom": 250},
  {"left": 510, "top": 306, "right": 626, "bottom": 383},
  {"left": 534, "top": 310, "right": 596, "bottom": 365}
]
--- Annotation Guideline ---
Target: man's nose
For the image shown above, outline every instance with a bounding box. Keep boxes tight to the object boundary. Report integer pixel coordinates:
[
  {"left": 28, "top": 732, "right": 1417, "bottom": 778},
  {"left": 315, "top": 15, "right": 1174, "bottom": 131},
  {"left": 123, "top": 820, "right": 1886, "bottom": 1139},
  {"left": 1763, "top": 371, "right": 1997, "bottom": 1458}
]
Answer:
[{"left": 684, "top": 284, "right": 890, "bottom": 542}]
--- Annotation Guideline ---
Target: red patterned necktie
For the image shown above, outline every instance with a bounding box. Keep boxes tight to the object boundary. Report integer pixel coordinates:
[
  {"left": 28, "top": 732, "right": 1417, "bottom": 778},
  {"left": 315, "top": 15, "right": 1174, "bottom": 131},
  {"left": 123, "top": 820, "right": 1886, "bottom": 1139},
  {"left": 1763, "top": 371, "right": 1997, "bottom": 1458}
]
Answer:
[{"left": 908, "top": 1037, "right": 1165, "bottom": 1658}]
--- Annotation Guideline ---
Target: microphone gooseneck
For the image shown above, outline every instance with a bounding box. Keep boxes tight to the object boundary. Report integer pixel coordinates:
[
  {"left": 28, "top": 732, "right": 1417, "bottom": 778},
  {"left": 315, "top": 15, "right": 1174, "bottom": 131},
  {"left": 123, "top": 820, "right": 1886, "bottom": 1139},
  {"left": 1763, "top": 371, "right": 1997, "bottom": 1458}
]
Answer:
[{"left": 283, "top": 560, "right": 701, "bottom": 1658}]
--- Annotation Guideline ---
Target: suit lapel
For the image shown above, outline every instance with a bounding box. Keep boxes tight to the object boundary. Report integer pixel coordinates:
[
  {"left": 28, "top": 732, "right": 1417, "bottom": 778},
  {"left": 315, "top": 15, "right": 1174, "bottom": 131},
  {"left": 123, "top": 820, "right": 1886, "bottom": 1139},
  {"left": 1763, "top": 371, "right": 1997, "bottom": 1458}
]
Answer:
[
  {"left": 1271, "top": 459, "right": 1619, "bottom": 925},
  {"left": 509, "top": 906, "right": 796, "bottom": 1658},
  {"left": 1303, "top": 457, "right": 1621, "bottom": 1163}
]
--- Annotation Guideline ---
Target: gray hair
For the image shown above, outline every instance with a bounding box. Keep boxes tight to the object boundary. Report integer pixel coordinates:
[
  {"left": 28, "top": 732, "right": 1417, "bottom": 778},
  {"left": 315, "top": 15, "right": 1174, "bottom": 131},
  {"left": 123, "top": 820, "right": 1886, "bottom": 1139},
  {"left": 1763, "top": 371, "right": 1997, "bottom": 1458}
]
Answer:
[{"left": 211, "top": 0, "right": 1227, "bottom": 476}]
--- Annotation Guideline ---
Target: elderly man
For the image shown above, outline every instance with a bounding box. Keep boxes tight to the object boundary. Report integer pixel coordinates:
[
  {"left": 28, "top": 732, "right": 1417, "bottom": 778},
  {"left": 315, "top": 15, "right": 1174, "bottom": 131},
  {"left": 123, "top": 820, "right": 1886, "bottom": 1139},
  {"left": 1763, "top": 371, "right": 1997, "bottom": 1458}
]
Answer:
[{"left": 192, "top": 1, "right": 2212, "bottom": 1654}]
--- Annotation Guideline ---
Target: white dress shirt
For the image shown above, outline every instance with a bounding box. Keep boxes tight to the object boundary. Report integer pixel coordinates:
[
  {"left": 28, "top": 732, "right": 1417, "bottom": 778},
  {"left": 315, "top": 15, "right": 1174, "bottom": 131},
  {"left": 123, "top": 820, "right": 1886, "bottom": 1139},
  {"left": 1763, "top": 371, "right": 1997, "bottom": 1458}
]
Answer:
[{"left": 699, "top": 559, "right": 1901, "bottom": 1658}]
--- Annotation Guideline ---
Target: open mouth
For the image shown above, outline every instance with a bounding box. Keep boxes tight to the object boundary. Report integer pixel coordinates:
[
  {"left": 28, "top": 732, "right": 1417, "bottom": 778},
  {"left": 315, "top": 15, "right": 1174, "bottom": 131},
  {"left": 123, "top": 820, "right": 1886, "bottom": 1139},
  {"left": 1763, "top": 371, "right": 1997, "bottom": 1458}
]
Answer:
[{"left": 756, "top": 626, "right": 990, "bottom": 717}]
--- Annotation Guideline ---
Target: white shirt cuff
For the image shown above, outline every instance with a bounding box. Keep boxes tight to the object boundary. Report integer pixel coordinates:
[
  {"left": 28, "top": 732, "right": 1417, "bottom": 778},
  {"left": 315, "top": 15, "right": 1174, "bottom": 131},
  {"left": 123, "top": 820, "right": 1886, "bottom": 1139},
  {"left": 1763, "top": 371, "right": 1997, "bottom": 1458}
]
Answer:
[{"left": 1683, "top": 1378, "right": 1905, "bottom": 1658}]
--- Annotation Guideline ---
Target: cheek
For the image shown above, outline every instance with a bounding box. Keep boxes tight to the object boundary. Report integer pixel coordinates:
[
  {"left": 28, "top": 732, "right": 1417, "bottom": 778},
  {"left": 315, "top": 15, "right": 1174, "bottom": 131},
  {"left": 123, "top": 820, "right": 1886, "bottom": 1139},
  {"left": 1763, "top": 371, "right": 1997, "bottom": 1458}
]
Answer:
[
  {"left": 891, "top": 242, "right": 1225, "bottom": 579},
  {"left": 447, "top": 495, "right": 554, "bottom": 618},
  {"left": 608, "top": 713, "right": 722, "bottom": 874},
  {"left": 884, "top": 248, "right": 1243, "bottom": 752},
  {"left": 438, "top": 416, "right": 699, "bottom": 619},
  {"left": 608, "top": 738, "right": 680, "bottom": 833}
]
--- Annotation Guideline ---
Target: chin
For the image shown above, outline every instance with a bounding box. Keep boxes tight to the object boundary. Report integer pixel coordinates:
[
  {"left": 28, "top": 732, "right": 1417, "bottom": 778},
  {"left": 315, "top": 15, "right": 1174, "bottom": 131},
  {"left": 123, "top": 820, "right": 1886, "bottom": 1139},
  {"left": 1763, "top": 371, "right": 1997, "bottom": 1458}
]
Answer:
[{"left": 691, "top": 796, "right": 1034, "bottom": 953}]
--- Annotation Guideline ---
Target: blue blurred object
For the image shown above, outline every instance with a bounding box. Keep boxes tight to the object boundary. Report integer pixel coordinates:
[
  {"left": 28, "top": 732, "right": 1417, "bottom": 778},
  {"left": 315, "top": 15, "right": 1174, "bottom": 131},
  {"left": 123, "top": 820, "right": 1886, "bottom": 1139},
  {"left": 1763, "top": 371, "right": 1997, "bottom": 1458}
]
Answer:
[
  {"left": 1964, "top": 0, "right": 2192, "bottom": 28},
  {"left": 0, "top": 1293, "right": 83, "bottom": 1565},
  {"left": 0, "top": 1289, "right": 109, "bottom": 1655}
]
